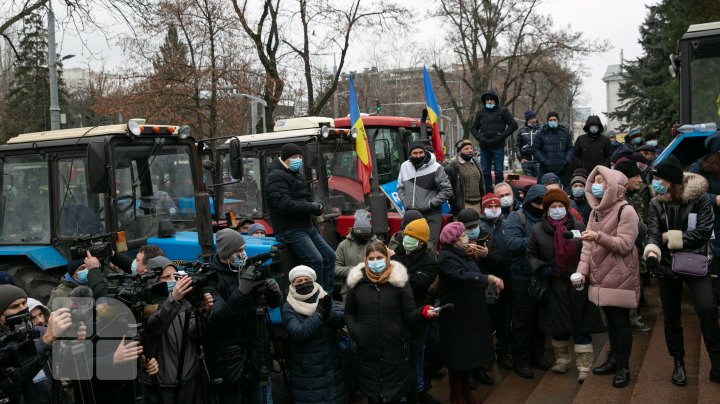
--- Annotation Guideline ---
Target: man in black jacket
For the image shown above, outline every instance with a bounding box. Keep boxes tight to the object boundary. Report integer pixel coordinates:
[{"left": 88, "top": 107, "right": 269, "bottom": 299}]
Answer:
[
  {"left": 266, "top": 143, "right": 336, "bottom": 293},
  {"left": 516, "top": 109, "right": 541, "bottom": 178},
  {"left": 445, "top": 139, "right": 486, "bottom": 215},
  {"left": 573, "top": 115, "right": 612, "bottom": 172},
  {"left": 470, "top": 91, "right": 518, "bottom": 189},
  {"left": 533, "top": 112, "right": 574, "bottom": 185}
]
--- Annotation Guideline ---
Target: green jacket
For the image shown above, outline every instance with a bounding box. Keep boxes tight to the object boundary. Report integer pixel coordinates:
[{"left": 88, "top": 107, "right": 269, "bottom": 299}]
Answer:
[
  {"left": 335, "top": 233, "right": 378, "bottom": 303},
  {"left": 47, "top": 278, "right": 77, "bottom": 310}
]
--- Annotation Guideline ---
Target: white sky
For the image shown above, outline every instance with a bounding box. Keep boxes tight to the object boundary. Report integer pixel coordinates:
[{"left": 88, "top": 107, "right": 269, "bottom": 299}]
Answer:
[{"left": 55, "top": 0, "right": 659, "bottom": 124}]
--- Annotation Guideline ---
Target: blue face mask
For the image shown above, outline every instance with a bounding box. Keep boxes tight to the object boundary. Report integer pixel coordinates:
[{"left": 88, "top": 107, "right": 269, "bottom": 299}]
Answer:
[
  {"left": 234, "top": 251, "right": 247, "bottom": 269},
  {"left": 589, "top": 126, "right": 600, "bottom": 134},
  {"left": 131, "top": 259, "right": 138, "bottom": 275},
  {"left": 572, "top": 187, "right": 584, "bottom": 198},
  {"left": 367, "top": 259, "right": 387, "bottom": 274},
  {"left": 289, "top": 158, "right": 303, "bottom": 172},
  {"left": 635, "top": 137, "right": 643, "bottom": 144},
  {"left": 485, "top": 103, "right": 495, "bottom": 110},
  {"left": 466, "top": 227, "right": 480, "bottom": 240},
  {"left": 610, "top": 140, "right": 617, "bottom": 145},
  {"left": 76, "top": 269, "right": 89, "bottom": 284},
  {"left": 652, "top": 179, "right": 667, "bottom": 195},
  {"left": 591, "top": 183, "right": 605, "bottom": 198},
  {"left": 166, "top": 280, "right": 176, "bottom": 293},
  {"left": 548, "top": 121, "right": 558, "bottom": 129}
]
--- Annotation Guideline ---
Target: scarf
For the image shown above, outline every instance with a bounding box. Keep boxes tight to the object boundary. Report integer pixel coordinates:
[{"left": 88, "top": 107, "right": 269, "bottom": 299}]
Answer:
[
  {"left": 364, "top": 262, "right": 394, "bottom": 285},
  {"left": 547, "top": 216, "right": 578, "bottom": 274},
  {"left": 286, "top": 282, "right": 327, "bottom": 316}
]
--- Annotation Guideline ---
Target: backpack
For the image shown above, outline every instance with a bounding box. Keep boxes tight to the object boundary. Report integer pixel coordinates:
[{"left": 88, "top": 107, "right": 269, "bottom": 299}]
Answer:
[{"left": 616, "top": 204, "right": 646, "bottom": 251}]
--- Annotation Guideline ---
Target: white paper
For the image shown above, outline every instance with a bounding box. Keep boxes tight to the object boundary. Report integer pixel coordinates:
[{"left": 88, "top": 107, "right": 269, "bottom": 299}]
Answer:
[{"left": 688, "top": 213, "right": 697, "bottom": 231}]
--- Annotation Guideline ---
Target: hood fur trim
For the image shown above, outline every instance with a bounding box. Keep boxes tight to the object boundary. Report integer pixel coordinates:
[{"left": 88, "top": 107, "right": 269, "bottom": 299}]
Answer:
[
  {"left": 653, "top": 172, "right": 708, "bottom": 202},
  {"left": 347, "top": 261, "right": 409, "bottom": 289}
]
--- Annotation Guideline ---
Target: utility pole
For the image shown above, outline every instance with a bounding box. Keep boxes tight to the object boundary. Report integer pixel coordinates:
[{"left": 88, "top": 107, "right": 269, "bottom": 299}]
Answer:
[
  {"left": 332, "top": 54, "right": 339, "bottom": 118},
  {"left": 48, "top": 0, "right": 60, "bottom": 130}
]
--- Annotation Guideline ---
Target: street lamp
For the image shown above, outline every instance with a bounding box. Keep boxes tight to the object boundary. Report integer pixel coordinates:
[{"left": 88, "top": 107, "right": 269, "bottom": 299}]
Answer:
[{"left": 220, "top": 87, "right": 268, "bottom": 134}]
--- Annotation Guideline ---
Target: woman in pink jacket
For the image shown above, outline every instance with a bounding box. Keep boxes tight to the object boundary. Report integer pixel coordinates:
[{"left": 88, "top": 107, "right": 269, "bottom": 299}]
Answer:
[{"left": 577, "top": 166, "right": 640, "bottom": 388}]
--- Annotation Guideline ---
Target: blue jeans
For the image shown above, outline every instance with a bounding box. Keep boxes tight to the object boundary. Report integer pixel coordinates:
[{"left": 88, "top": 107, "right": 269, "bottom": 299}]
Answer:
[
  {"left": 276, "top": 227, "right": 336, "bottom": 294},
  {"left": 480, "top": 147, "right": 505, "bottom": 188},
  {"left": 521, "top": 161, "right": 540, "bottom": 178}
]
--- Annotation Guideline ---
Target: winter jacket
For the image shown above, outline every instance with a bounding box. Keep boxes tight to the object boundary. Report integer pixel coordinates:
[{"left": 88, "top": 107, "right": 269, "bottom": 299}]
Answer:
[
  {"left": 48, "top": 276, "right": 78, "bottom": 310},
  {"left": 437, "top": 246, "right": 492, "bottom": 369},
  {"left": 397, "top": 152, "right": 452, "bottom": 213},
  {"left": 0, "top": 325, "right": 56, "bottom": 404},
  {"left": 391, "top": 244, "right": 439, "bottom": 308},
  {"left": 504, "top": 186, "right": 546, "bottom": 281},
  {"left": 344, "top": 262, "right": 422, "bottom": 402},
  {"left": 572, "top": 116, "right": 612, "bottom": 172},
  {"left": 335, "top": 233, "right": 379, "bottom": 302},
  {"left": 516, "top": 123, "right": 541, "bottom": 161},
  {"left": 643, "top": 173, "right": 714, "bottom": 278},
  {"left": 533, "top": 124, "right": 574, "bottom": 177},
  {"left": 690, "top": 157, "right": 720, "bottom": 255},
  {"left": 444, "top": 156, "right": 486, "bottom": 215},
  {"left": 570, "top": 195, "right": 592, "bottom": 224},
  {"left": 469, "top": 91, "right": 519, "bottom": 149},
  {"left": 265, "top": 157, "right": 318, "bottom": 234},
  {"left": 577, "top": 166, "right": 641, "bottom": 309},
  {"left": 281, "top": 300, "right": 348, "bottom": 404}
]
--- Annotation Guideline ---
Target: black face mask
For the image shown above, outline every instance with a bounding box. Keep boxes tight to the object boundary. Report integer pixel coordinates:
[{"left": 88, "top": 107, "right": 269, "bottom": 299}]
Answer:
[
  {"left": 460, "top": 153, "right": 473, "bottom": 161},
  {"left": 410, "top": 156, "right": 425, "bottom": 168},
  {"left": 295, "top": 281, "right": 314, "bottom": 295},
  {"left": 353, "top": 232, "right": 372, "bottom": 244},
  {"left": 524, "top": 204, "right": 544, "bottom": 218}
]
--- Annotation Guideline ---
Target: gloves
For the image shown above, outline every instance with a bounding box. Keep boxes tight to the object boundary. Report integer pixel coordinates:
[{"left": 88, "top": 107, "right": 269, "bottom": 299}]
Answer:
[
  {"left": 310, "top": 201, "right": 324, "bottom": 216},
  {"left": 265, "top": 278, "right": 281, "bottom": 296},
  {"left": 317, "top": 294, "right": 332, "bottom": 321},
  {"left": 645, "top": 256, "right": 659, "bottom": 275},
  {"left": 540, "top": 266, "right": 556, "bottom": 280},
  {"left": 237, "top": 270, "right": 262, "bottom": 295}
]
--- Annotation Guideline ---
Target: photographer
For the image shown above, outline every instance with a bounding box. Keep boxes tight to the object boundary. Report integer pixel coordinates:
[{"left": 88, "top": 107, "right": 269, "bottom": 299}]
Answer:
[
  {"left": 143, "top": 256, "right": 214, "bottom": 404},
  {"left": 208, "top": 228, "right": 283, "bottom": 404}
]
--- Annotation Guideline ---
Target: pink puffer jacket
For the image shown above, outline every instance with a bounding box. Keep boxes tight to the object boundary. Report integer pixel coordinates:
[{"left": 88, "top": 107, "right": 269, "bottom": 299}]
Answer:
[{"left": 577, "top": 166, "right": 640, "bottom": 309}]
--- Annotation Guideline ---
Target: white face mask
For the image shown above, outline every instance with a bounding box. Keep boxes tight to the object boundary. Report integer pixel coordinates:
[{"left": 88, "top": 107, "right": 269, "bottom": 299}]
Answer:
[
  {"left": 499, "top": 195, "right": 514, "bottom": 207},
  {"left": 484, "top": 208, "right": 502, "bottom": 219},
  {"left": 548, "top": 207, "right": 567, "bottom": 220}
]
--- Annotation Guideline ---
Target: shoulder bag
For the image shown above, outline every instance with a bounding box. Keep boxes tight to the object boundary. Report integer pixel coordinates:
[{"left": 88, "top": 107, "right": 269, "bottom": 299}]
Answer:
[{"left": 665, "top": 207, "right": 709, "bottom": 277}]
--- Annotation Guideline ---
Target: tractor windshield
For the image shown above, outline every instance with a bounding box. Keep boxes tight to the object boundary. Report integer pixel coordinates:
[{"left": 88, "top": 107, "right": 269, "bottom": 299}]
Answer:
[
  {"left": 113, "top": 144, "right": 196, "bottom": 241},
  {"left": 0, "top": 155, "right": 51, "bottom": 244},
  {"left": 689, "top": 37, "right": 720, "bottom": 123}
]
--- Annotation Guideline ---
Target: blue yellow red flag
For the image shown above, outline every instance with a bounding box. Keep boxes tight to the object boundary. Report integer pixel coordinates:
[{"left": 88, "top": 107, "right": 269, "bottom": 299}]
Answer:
[
  {"left": 349, "top": 76, "right": 372, "bottom": 194},
  {"left": 423, "top": 66, "right": 445, "bottom": 161}
]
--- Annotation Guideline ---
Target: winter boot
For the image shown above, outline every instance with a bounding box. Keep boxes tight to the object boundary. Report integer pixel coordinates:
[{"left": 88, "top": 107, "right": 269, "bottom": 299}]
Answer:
[
  {"left": 460, "top": 371, "right": 480, "bottom": 404},
  {"left": 448, "top": 369, "right": 464, "bottom": 404},
  {"left": 613, "top": 357, "right": 630, "bottom": 388},
  {"left": 709, "top": 351, "right": 720, "bottom": 383},
  {"left": 671, "top": 357, "right": 687, "bottom": 386},
  {"left": 551, "top": 339, "right": 572, "bottom": 374},
  {"left": 575, "top": 343, "right": 594, "bottom": 383},
  {"left": 593, "top": 351, "right": 617, "bottom": 375}
]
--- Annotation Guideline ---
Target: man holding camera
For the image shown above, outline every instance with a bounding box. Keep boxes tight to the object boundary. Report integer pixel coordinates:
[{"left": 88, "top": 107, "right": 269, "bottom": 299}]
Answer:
[
  {"left": 208, "top": 228, "right": 283, "bottom": 404},
  {"left": 266, "top": 143, "right": 336, "bottom": 293}
]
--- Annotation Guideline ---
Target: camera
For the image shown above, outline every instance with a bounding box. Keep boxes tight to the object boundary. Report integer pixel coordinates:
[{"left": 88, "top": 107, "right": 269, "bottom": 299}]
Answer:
[
  {"left": 0, "top": 313, "right": 38, "bottom": 369},
  {"left": 172, "top": 263, "right": 220, "bottom": 306},
  {"left": 70, "top": 233, "right": 114, "bottom": 260},
  {"left": 105, "top": 268, "right": 169, "bottom": 316},
  {"left": 240, "top": 251, "right": 281, "bottom": 282}
]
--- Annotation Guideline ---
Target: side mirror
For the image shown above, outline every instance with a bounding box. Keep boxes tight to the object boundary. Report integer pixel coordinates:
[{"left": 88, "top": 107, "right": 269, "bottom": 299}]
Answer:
[
  {"left": 228, "top": 138, "right": 243, "bottom": 180},
  {"left": 87, "top": 142, "right": 110, "bottom": 193}
]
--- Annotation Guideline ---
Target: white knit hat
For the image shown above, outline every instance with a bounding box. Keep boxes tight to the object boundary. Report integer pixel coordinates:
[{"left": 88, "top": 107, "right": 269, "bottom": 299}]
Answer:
[{"left": 288, "top": 265, "right": 316, "bottom": 283}]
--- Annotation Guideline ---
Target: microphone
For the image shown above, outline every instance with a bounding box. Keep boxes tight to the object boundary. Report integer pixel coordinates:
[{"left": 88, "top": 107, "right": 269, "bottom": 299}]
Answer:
[
  {"left": 563, "top": 230, "right": 582, "bottom": 240},
  {"left": 431, "top": 303, "right": 455, "bottom": 313}
]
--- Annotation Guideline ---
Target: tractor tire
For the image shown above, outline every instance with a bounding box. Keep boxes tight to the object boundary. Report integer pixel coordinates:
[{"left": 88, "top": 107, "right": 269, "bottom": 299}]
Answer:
[{"left": 1, "top": 259, "right": 62, "bottom": 304}]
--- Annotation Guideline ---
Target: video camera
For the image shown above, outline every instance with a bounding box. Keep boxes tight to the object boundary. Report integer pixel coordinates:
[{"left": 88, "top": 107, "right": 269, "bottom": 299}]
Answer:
[
  {"left": 240, "top": 251, "right": 282, "bottom": 282},
  {"left": 0, "top": 313, "right": 39, "bottom": 369},
  {"left": 105, "top": 268, "right": 169, "bottom": 318},
  {"left": 70, "top": 233, "right": 115, "bottom": 261},
  {"left": 172, "top": 261, "right": 219, "bottom": 306}
]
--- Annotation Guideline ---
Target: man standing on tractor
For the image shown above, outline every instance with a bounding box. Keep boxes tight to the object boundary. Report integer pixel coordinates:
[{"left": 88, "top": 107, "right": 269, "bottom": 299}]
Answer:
[{"left": 266, "top": 143, "right": 336, "bottom": 293}]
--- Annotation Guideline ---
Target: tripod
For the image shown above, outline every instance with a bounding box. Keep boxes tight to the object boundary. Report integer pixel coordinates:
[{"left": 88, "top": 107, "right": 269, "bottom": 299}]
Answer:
[{"left": 172, "top": 303, "right": 219, "bottom": 404}]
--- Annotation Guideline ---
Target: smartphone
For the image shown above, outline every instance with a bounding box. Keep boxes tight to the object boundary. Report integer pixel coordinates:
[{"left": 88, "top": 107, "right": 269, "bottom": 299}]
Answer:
[{"left": 507, "top": 174, "right": 520, "bottom": 181}]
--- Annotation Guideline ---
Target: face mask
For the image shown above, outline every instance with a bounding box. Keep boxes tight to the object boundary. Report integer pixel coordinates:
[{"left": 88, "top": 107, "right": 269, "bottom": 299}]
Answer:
[
  {"left": 548, "top": 121, "right": 558, "bottom": 129},
  {"left": 402, "top": 235, "right": 420, "bottom": 252},
  {"left": 233, "top": 251, "right": 247, "bottom": 269},
  {"left": 131, "top": 259, "right": 138, "bottom": 275},
  {"left": 485, "top": 103, "right": 495, "bottom": 110},
  {"left": 76, "top": 269, "right": 89, "bottom": 284},
  {"left": 635, "top": 137, "right": 643, "bottom": 144},
  {"left": 410, "top": 156, "right": 425, "bottom": 167},
  {"left": 572, "top": 187, "right": 584, "bottom": 198},
  {"left": 484, "top": 208, "right": 502, "bottom": 219},
  {"left": 646, "top": 140, "right": 658, "bottom": 147},
  {"left": 652, "top": 179, "right": 667, "bottom": 195},
  {"left": 353, "top": 231, "right": 372, "bottom": 244},
  {"left": 610, "top": 140, "right": 617, "bottom": 145},
  {"left": 460, "top": 153, "right": 473, "bottom": 161},
  {"left": 500, "top": 196, "right": 513, "bottom": 207},
  {"left": 589, "top": 126, "right": 599, "bottom": 134},
  {"left": 294, "top": 281, "right": 314, "bottom": 296},
  {"left": 367, "top": 259, "right": 387, "bottom": 274},
  {"left": 289, "top": 158, "right": 303, "bottom": 172},
  {"left": 591, "top": 183, "right": 605, "bottom": 198},
  {"left": 166, "top": 280, "right": 176, "bottom": 293},
  {"left": 465, "top": 227, "right": 481, "bottom": 240},
  {"left": 548, "top": 207, "right": 567, "bottom": 220}
]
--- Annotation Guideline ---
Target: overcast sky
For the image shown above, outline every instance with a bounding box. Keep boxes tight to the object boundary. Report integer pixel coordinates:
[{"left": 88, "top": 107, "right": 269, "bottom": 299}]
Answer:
[{"left": 56, "top": 0, "right": 659, "bottom": 124}]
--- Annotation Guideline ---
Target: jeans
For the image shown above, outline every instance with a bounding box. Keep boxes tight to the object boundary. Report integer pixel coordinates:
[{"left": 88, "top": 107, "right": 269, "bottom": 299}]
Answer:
[
  {"left": 276, "top": 227, "right": 336, "bottom": 294},
  {"left": 480, "top": 147, "right": 505, "bottom": 188},
  {"left": 603, "top": 306, "right": 632, "bottom": 362},
  {"left": 521, "top": 161, "right": 540, "bottom": 178}
]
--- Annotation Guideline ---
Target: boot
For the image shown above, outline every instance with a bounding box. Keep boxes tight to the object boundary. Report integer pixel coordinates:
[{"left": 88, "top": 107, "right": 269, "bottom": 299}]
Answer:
[
  {"left": 460, "top": 371, "right": 480, "bottom": 404},
  {"left": 497, "top": 353, "right": 514, "bottom": 370},
  {"left": 575, "top": 343, "right": 594, "bottom": 384},
  {"left": 448, "top": 369, "right": 464, "bottom": 404},
  {"left": 613, "top": 357, "right": 630, "bottom": 388},
  {"left": 710, "top": 352, "right": 720, "bottom": 383},
  {"left": 672, "top": 358, "right": 687, "bottom": 386},
  {"left": 513, "top": 360, "right": 534, "bottom": 379},
  {"left": 593, "top": 351, "right": 617, "bottom": 376},
  {"left": 551, "top": 339, "right": 572, "bottom": 374}
]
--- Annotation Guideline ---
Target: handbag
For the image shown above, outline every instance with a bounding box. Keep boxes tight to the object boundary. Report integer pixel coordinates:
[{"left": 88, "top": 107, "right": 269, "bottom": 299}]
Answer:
[
  {"left": 528, "top": 276, "right": 549, "bottom": 303},
  {"left": 671, "top": 251, "right": 709, "bottom": 277}
]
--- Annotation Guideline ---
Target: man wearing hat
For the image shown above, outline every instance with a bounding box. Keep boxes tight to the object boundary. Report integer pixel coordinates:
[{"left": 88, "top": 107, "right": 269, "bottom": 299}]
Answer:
[
  {"left": 644, "top": 131, "right": 663, "bottom": 155},
  {"left": 48, "top": 259, "right": 90, "bottom": 309},
  {"left": 636, "top": 144, "right": 658, "bottom": 166},
  {"left": 237, "top": 216, "right": 255, "bottom": 235},
  {"left": 573, "top": 115, "right": 612, "bottom": 173},
  {"left": 610, "top": 145, "right": 634, "bottom": 168},
  {"left": 266, "top": 142, "right": 336, "bottom": 293},
  {"left": 569, "top": 169, "right": 591, "bottom": 224},
  {"left": 607, "top": 131, "right": 620, "bottom": 155},
  {"left": 335, "top": 210, "right": 379, "bottom": 303},
  {"left": 516, "top": 109, "right": 541, "bottom": 177},
  {"left": 398, "top": 142, "right": 453, "bottom": 245},
  {"left": 533, "top": 112, "right": 574, "bottom": 186},
  {"left": 470, "top": 90, "right": 519, "bottom": 189},
  {"left": 627, "top": 128, "right": 644, "bottom": 151},
  {"left": 247, "top": 223, "right": 267, "bottom": 237},
  {"left": 445, "top": 139, "right": 486, "bottom": 216}
]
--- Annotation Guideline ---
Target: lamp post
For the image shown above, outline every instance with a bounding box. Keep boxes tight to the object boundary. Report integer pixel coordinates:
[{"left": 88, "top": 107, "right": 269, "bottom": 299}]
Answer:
[{"left": 221, "top": 87, "right": 268, "bottom": 134}]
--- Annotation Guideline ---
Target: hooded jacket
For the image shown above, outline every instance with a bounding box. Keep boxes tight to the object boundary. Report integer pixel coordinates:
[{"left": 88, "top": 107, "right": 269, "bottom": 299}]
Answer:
[
  {"left": 577, "top": 166, "right": 641, "bottom": 309},
  {"left": 516, "top": 123, "right": 541, "bottom": 161},
  {"left": 444, "top": 156, "right": 486, "bottom": 215},
  {"left": 573, "top": 116, "right": 612, "bottom": 172},
  {"left": 469, "top": 91, "right": 518, "bottom": 149},
  {"left": 391, "top": 244, "right": 440, "bottom": 308},
  {"left": 27, "top": 298, "right": 50, "bottom": 325},
  {"left": 643, "top": 173, "right": 714, "bottom": 277},
  {"left": 504, "top": 185, "right": 546, "bottom": 280},
  {"left": 533, "top": 123, "right": 574, "bottom": 176},
  {"left": 335, "top": 233, "right": 379, "bottom": 302},
  {"left": 265, "top": 157, "right": 318, "bottom": 234},
  {"left": 397, "top": 152, "right": 452, "bottom": 213}
]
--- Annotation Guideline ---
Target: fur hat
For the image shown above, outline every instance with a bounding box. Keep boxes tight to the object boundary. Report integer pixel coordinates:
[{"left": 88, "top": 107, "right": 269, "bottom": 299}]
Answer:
[
  {"left": 404, "top": 218, "right": 430, "bottom": 243},
  {"left": 288, "top": 265, "right": 316, "bottom": 283},
  {"left": 439, "top": 221, "right": 466, "bottom": 245},
  {"left": 542, "top": 188, "right": 571, "bottom": 210}
]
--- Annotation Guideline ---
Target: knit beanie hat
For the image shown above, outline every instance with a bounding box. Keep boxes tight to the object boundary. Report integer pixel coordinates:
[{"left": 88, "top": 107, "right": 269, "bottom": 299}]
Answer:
[
  {"left": 216, "top": 228, "right": 246, "bottom": 260},
  {"left": 570, "top": 168, "right": 588, "bottom": 187},
  {"left": 281, "top": 143, "right": 303, "bottom": 161},
  {"left": 353, "top": 210, "right": 372, "bottom": 234},
  {"left": 401, "top": 210, "right": 424, "bottom": 228},
  {"left": 542, "top": 188, "right": 571, "bottom": 210},
  {"left": 288, "top": 265, "right": 316, "bottom": 283},
  {"left": 409, "top": 141, "right": 425, "bottom": 154},
  {"left": 67, "top": 259, "right": 84, "bottom": 276},
  {"left": 547, "top": 111, "right": 559, "bottom": 121},
  {"left": 404, "top": 218, "right": 430, "bottom": 243},
  {"left": 611, "top": 146, "right": 633, "bottom": 165},
  {"left": 614, "top": 160, "right": 641, "bottom": 179},
  {"left": 247, "top": 223, "right": 267, "bottom": 235},
  {"left": 653, "top": 155, "right": 684, "bottom": 184},
  {"left": 439, "top": 221, "right": 466, "bottom": 245},
  {"left": 0, "top": 272, "right": 15, "bottom": 286},
  {"left": 455, "top": 139, "right": 473, "bottom": 152},
  {"left": 481, "top": 193, "right": 501, "bottom": 209},
  {"left": 633, "top": 152, "right": 649, "bottom": 164},
  {"left": 706, "top": 130, "right": 720, "bottom": 155},
  {"left": 457, "top": 208, "right": 481, "bottom": 228},
  {"left": 0, "top": 285, "right": 27, "bottom": 315},
  {"left": 524, "top": 109, "right": 536, "bottom": 122},
  {"left": 147, "top": 256, "right": 175, "bottom": 272}
]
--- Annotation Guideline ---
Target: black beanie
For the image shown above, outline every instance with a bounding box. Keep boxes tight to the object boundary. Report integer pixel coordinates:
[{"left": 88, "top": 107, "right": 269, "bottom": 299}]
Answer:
[
  {"left": 401, "top": 209, "right": 424, "bottom": 228},
  {"left": 281, "top": 143, "right": 303, "bottom": 161},
  {"left": 614, "top": 160, "right": 641, "bottom": 179},
  {"left": 547, "top": 111, "right": 559, "bottom": 121},
  {"left": 0, "top": 285, "right": 27, "bottom": 315},
  {"left": 409, "top": 142, "right": 425, "bottom": 154},
  {"left": 67, "top": 259, "right": 84, "bottom": 276},
  {"left": 653, "top": 155, "right": 684, "bottom": 184}
]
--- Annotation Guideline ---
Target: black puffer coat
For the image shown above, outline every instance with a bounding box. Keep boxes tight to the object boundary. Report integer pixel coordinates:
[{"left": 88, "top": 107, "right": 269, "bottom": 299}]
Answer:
[
  {"left": 527, "top": 215, "right": 603, "bottom": 337},
  {"left": 516, "top": 123, "right": 541, "bottom": 161},
  {"left": 391, "top": 244, "right": 439, "bottom": 308},
  {"left": 572, "top": 116, "right": 612, "bottom": 172},
  {"left": 282, "top": 300, "right": 348, "bottom": 404},
  {"left": 265, "top": 157, "right": 317, "bottom": 234},
  {"left": 470, "top": 91, "right": 518, "bottom": 149},
  {"left": 533, "top": 124, "right": 574, "bottom": 177},
  {"left": 643, "top": 172, "right": 714, "bottom": 277},
  {"left": 437, "top": 246, "right": 492, "bottom": 370},
  {"left": 344, "top": 262, "right": 422, "bottom": 402}
]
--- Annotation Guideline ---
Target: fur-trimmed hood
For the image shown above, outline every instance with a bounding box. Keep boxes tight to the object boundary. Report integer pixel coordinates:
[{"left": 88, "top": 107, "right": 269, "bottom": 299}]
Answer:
[
  {"left": 347, "top": 261, "right": 409, "bottom": 289},
  {"left": 652, "top": 172, "right": 709, "bottom": 202}
]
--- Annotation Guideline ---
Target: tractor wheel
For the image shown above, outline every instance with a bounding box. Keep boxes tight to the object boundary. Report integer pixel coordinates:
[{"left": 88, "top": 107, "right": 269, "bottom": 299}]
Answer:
[{"left": 1, "top": 259, "right": 62, "bottom": 304}]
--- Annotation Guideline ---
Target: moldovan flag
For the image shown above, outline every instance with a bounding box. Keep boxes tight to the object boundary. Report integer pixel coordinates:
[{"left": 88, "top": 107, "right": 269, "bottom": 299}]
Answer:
[
  {"left": 423, "top": 66, "right": 445, "bottom": 161},
  {"left": 349, "top": 76, "right": 372, "bottom": 194}
]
